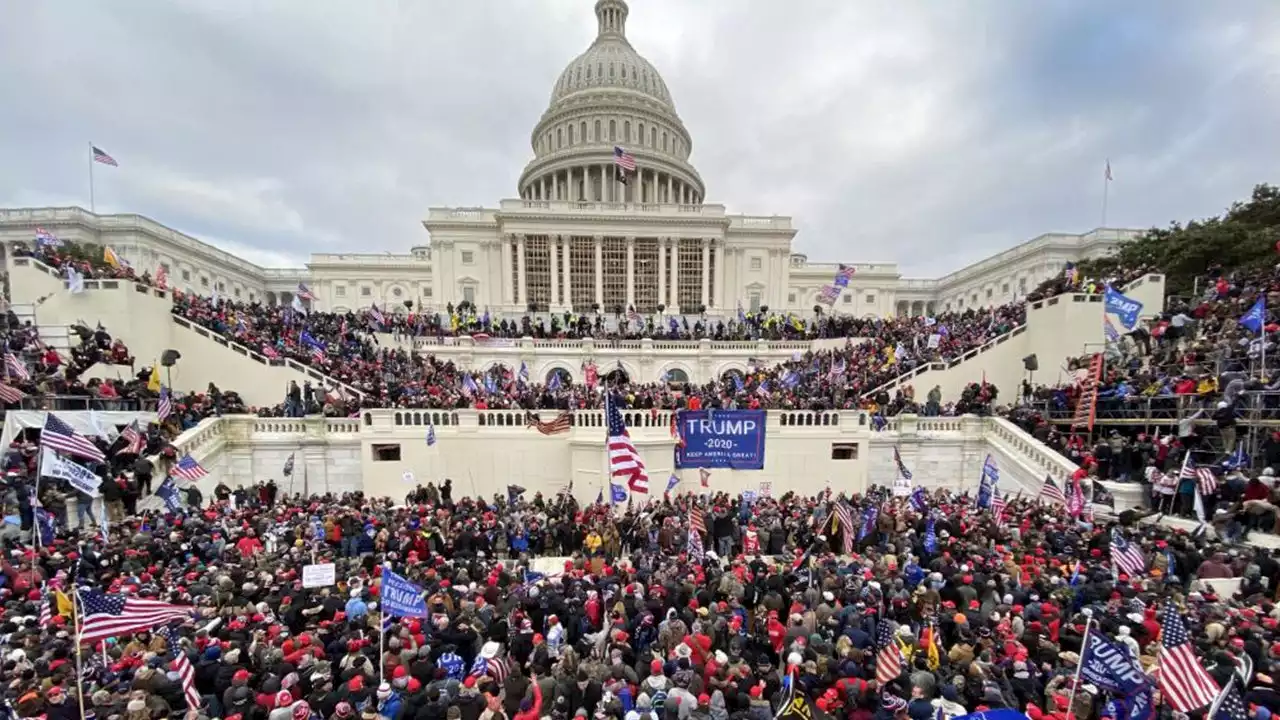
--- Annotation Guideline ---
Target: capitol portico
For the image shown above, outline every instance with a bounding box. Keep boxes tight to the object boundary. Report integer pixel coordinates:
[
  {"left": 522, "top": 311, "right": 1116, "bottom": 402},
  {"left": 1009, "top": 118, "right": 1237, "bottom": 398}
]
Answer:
[{"left": 1, "top": 0, "right": 1142, "bottom": 322}]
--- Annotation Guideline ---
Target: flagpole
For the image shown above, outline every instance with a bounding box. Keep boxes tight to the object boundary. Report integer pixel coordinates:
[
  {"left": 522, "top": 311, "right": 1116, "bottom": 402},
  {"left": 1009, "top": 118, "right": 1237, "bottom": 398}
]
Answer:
[
  {"left": 88, "top": 143, "right": 96, "bottom": 213},
  {"left": 1065, "top": 617, "right": 1093, "bottom": 716},
  {"left": 72, "top": 588, "right": 89, "bottom": 720},
  {"left": 379, "top": 604, "right": 386, "bottom": 686},
  {"left": 1100, "top": 160, "right": 1110, "bottom": 228}
]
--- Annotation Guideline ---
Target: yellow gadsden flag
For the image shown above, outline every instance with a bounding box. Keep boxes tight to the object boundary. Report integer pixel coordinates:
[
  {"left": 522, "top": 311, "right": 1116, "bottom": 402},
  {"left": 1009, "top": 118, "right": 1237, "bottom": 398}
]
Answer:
[
  {"left": 55, "top": 589, "right": 75, "bottom": 619},
  {"left": 103, "top": 245, "right": 124, "bottom": 270},
  {"left": 148, "top": 364, "right": 162, "bottom": 392}
]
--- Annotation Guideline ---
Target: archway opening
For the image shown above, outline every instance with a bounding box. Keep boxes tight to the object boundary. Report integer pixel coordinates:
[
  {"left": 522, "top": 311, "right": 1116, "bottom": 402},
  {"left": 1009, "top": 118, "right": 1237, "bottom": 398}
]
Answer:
[
  {"left": 720, "top": 369, "right": 745, "bottom": 389},
  {"left": 604, "top": 366, "right": 630, "bottom": 385},
  {"left": 663, "top": 368, "right": 690, "bottom": 384},
  {"left": 546, "top": 367, "right": 573, "bottom": 388}
]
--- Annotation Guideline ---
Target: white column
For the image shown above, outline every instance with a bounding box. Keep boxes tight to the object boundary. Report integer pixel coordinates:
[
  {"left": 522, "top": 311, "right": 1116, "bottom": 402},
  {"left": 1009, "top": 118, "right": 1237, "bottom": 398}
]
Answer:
[
  {"left": 548, "top": 234, "right": 559, "bottom": 307},
  {"left": 657, "top": 236, "right": 667, "bottom": 310},
  {"left": 625, "top": 236, "right": 636, "bottom": 309},
  {"left": 700, "top": 238, "right": 710, "bottom": 309},
  {"left": 711, "top": 241, "right": 721, "bottom": 310},
  {"left": 669, "top": 238, "right": 681, "bottom": 313},
  {"left": 562, "top": 237, "right": 574, "bottom": 310},
  {"left": 552, "top": 172, "right": 559, "bottom": 201},
  {"left": 667, "top": 175, "right": 673, "bottom": 204},
  {"left": 500, "top": 235, "right": 513, "bottom": 306},
  {"left": 594, "top": 235, "right": 604, "bottom": 308},
  {"left": 539, "top": 177, "right": 546, "bottom": 200},
  {"left": 516, "top": 234, "right": 528, "bottom": 307}
]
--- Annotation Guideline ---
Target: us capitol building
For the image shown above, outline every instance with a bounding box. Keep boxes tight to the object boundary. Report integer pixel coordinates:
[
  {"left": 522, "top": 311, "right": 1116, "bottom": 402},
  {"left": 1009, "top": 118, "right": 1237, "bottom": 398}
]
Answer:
[{"left": 0, "top": 0, "right": 1138, "bottom": 320}]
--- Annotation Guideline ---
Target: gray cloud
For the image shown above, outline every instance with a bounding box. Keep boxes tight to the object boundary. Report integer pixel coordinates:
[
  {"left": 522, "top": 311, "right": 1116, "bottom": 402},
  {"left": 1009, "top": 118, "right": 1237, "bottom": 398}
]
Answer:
[{"left": 2, "top": 0, "right": 1277, "bottom": 275}]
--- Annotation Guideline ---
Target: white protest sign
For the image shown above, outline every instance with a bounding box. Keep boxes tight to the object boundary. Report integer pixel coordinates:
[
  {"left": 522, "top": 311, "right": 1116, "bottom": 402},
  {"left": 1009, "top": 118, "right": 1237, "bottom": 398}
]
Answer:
[
  {"left": 302, "top": 563, "right": 336, "bottom": 588},
  {"left": 892, "top": 476, "right": 911, "bottom": 497},
  {"left": 41, "top": 448, "right": 102, "bottom": 497},
  {"left": 402, "top": 470, "right": 415, "bottom": 484}
]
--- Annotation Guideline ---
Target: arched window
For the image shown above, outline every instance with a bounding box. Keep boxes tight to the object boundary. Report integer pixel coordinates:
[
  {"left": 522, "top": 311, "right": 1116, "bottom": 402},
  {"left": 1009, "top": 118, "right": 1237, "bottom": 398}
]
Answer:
[
  {"left": 580, "top": 121, "right": 587, "bottom": 144},
  {"left": 594, "top": 119, "right": 601, "bottom": 141},
  {"left": 624, "top": 121, "right": 631, "bottom": 142},
  {"left": 663, "top": 132, "right": 668, "bottom": 152},
  {"left": 557, "top": 128, "right": 563, "bottom": 149},
  {"left": 609, "top": 120, "right": 616, "bottom": 141},
  {"left": 638, "top": 123, "right": 645, "bottom": 146},
  {"left": 567, "top": 125, "right": 573, "bottom": 146},
  {"left": 546, "top": 367, "right": 573, "bottom": 387},
  {"left": 651, "top": 127, "right": 657, "bottom": 148},
  {"left": 663, "top": 368, "right": 690, "bottom": 383}
]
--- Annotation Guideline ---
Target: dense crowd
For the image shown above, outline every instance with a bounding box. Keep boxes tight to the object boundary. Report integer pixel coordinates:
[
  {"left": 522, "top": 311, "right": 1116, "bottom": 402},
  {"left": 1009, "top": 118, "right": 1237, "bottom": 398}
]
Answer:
[
  {"left": 14, "top": 241, "right": 1033, "bottom": 415},
  {"left": 4, "top": 473, "right": 1275, "bottom": 720}
]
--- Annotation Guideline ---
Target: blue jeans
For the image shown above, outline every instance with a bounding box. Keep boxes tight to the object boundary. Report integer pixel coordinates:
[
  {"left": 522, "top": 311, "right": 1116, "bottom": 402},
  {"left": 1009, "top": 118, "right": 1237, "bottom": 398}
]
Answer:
[{"left": 77, "top": 499, "right": 95, "bottom": 528}]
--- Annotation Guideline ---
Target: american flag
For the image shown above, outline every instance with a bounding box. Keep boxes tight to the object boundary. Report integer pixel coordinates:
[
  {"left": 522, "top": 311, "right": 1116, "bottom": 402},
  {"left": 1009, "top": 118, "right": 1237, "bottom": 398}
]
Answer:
[
  {"left": 687, "top": 521, "right": 705, "bottom": 561},
  {"left": 38, "top": 591, "right": 52, "bottom": 627},
  {"left": 526, "top": 411, "right": 571, "bottom": 435},
  {"left": 41, "top": 413, "right": 106, "bottom": 462},
  {"left": 690, "top": 505, "right": 707, "bottom": 535},
  {"left": 172, "top": 454, "right": 208, "bottom": 482},
  {"left": 1181, "top": 459, "right": 1217, "bottom": 495},
  {"left": 156, "top": 625, "right": 201, "bottom": 710},
  {"left": 296, "top": 283, "right": 316, "bottom": 301},
  {"left": 468, "top": 654, "right": 511, "bottom": 684},
  {"left": 628, "top": 308, "right": 643, "bottom": 325},
  {"left": 76, "top": 589, "right": 194, "bottom": 643},
  {"left": 156, "top": 386, "right": 173, "bottom": 421},
  {"left": 1208, "top": 676, "right": 1249, "bottom": 720},
  {"left": 836, "top": 264, "right": 856, "bottom": 284},
  {"left": 1110, "top": 528, "right": 1146, "bottom": 576},
  {"left": 92, "top": 145, "right": 119, "bottom": 166},
  {"left": 990, "top": 494, "right": 1008, "bottom": 525},
  {"left": 1158, "top": 604, "right": 1219, "bottom": 711},
  {"left": 606, "top": 395, "right": 648, "bottom": 493},
  {"left": 874, "top": 619, "right": 902, "bottom": 686},
  {"left": 120, "top": 421, "right": 146, "bottom": 455},
  {"left": 893, "top": 446, "right": 912, "bottom": 480},
  {"left": 834, "top": 501, "right": 855, "bottom": 555},
  {"left": 368, "top": 304, "right": 386, "bottom": 327},
  {"left": 34, "top": 226, "right": 61, "bottom": 247},
  {"left": 0, "top": 383, "right": 26, "bottom": 404},
  {"left": 670, "top": 412, "right": 686, "bottom": 448},
  {"left": 5, "top": 352, "right": 29, "bottom": 381},
  {"left": 1039, "top": 475, "right": 1067, "bottom": 505},
  {"left": 613, "top": 146, "right": 636, "bottom": 173},
  {"left": 155, "top": 264, "right": 168, "bottom": 290}
]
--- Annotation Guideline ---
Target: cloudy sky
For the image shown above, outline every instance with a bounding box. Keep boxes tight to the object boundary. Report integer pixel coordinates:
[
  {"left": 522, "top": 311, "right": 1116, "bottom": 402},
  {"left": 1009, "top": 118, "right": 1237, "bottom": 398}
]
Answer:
[{"left": 2, "top": 0, "right": 1277, "bottom": 276}]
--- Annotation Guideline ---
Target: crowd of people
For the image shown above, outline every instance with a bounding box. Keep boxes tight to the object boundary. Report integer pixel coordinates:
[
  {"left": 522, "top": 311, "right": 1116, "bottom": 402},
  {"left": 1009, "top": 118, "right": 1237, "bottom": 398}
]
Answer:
[
  {"left": 4, "top": 476, "right": 1274, "bottom": 720},
  {"left": 16, "top": 241, "right": 1037, "bottom": 415}
]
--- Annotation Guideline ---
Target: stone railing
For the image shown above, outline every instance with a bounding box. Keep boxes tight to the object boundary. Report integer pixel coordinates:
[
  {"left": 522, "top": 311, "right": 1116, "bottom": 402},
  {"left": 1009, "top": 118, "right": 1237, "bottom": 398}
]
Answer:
[{"left": 861, "top": 325, "right": 1028, "bottom": 398}]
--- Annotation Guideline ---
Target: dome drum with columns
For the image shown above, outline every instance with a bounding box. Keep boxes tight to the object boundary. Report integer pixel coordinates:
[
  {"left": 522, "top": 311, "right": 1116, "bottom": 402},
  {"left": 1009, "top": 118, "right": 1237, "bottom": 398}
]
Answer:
[
  {"left": 518, "top": 0, "right": 705, "bottom": 206},
  {"left": 0, "top": 2, "right": 1144, "bottom": 326}
]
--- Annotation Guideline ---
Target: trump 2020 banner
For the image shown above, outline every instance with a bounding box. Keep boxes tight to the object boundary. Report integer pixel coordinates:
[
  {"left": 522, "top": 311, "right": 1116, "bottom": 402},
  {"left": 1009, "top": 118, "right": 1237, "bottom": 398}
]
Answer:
[{"left": 675, "top": 410, "right": 766, "bottom": 470}]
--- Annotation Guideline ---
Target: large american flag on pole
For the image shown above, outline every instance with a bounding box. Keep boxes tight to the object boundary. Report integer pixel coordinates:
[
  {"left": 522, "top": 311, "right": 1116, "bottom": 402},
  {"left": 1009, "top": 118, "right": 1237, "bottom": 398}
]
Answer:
[
  {"left": 1039, "top": 474, "right": 1067, "bottom": 505},
  {"left": 874, "top": 619, "right": 902, "bottom": 686},
  {"left": 41, "top": 413, "right": 106, "bottom": 462},
  {"left": 156, "top": 386, "right": 173, "bottom": 422},
  {"left": 1110, "top": 528, "right": 1146, "bottom": 576},
  {"left": 834, "top": 501, "right": 855, "bottom": 555},
  {"left": 1158, "top": 605, "right": 1219, "bottom": 711},
  {"left": 606, "top": 395, "right": 648, "bottom": 493},
  {"left": 171, "top": 454, "right": 208, "bottom": 482},
  {"left": 1181, "top": 458, "right": 1218, "bottom": 495},
  {"left": 156, "top": 625, "right": 201, "bottom": 710},
  {"left": 4, "top": 352, "right": 30, "bottom": 381},
  {"left": 613, "top": 146, "right": 637, "bottom": 173},
  {"left": 77, "top": 590, "right": 194, "bottom": 643}
]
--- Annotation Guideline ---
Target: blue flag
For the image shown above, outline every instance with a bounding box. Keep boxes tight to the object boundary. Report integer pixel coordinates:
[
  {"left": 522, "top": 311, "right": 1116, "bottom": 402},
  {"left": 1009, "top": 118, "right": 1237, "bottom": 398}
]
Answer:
[
  {"left": 1077, "top": 628, "right": 1150, "bottom": 695},
  {"left": 858, "top": 505, "right": 878, "bottom": 541},
  {"left": 610, "top": 483, "right": 628, "bottom": 504},
  {"left": 426, "top": 421, "right": 436, "bottom": 447},
  {"left": 1241, "top": 297, "right": 1266, "bottom": 334},
  {"left": 977, "top": 455, "right": 999, "bottom": 509},
  {"left": 35, "top": 507, "right": 56, "bottom": 545},
  {"left": 1103, "top": 286, "right": 1144, "bottom": 330},
  {"left": 909, "top": 486, "right": 928, "bottom": 513},
  {"left": 923, "top": 514, "right": 937, "bottom": 555},
  {"left": 381, "top": 568, "right": 428, "bottom": 618},
  {"left": 666, "top": 474, "right": 680, "bottom": 493},
  {"left": 156, "top": 478, "right": 183, "bottom": 513}
]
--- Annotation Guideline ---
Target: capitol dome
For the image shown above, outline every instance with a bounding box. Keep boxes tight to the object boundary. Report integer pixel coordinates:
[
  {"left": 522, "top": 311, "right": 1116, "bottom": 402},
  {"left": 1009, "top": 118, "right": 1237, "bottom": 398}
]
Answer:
[{"left": 517, "top": 0, "right": 705, "bottom": 206}]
